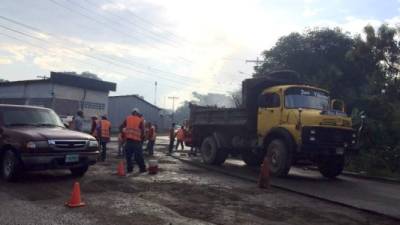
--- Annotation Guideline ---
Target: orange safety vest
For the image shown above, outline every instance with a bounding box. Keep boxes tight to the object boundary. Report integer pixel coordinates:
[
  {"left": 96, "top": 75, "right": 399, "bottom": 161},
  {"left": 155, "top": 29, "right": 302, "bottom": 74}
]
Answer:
[
  {"left": 176, "top": 128, "right": 185, "bottom": 141},
  {"left": 125, "top": 115, "right": 143, "bottom": 141},
  {"left": 100, "top": 119, "right": 111, "bottom": 138}
]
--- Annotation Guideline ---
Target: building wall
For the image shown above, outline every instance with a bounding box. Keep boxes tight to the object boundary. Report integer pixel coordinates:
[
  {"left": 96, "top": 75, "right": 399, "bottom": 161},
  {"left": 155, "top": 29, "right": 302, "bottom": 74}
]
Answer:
[
  {"left": 53, "top": 84, "right": 109, "bottom": 117},
  {"left": 0, "top": 82, "right": 109, "bottom": 117},
  {"left": 108, "top": 96, "right": 163, "bottom": 131}
]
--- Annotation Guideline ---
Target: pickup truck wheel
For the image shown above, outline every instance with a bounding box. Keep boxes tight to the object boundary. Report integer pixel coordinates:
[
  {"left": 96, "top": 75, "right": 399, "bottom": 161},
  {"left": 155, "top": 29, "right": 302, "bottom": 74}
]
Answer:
[
  {"left": 2, "top": 150, "right": 22, "bottom": 182},
  {"left": 266, "top": 139, "right": 291, "bottom": 177},
  {"left": 242, "top": 150, "right": 263, "bottom": 167},
  {"left": 201, "top": 137, "right": 228, "bottom": 165},
  {"left": 70, "top": 165, "right": 89, "bottom": 177},
  {"left": 318, "top": 156, "right": 344, "bottom": 179}
]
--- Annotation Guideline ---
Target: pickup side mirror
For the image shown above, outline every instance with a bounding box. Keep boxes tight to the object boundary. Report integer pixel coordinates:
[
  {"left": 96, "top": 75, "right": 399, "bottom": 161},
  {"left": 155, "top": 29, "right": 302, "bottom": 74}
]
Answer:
[{"left": 331, "top": 99, "right": 345, "bottom": 112}]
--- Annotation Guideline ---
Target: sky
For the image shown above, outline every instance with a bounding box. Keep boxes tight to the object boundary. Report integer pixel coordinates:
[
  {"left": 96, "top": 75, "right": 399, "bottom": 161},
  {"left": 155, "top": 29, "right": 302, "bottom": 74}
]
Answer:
[{"left": 0, "top": 0, "right": 399, "bottom": 109}]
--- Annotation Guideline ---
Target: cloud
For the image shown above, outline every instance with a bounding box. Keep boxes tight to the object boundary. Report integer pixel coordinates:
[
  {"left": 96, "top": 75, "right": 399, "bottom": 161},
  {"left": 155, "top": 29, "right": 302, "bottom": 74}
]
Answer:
[
  {"left": 303, "top": 7, "right": 322, "bottom": 17},
  {"left": 0, "top": 57, "right": 12, "bottom": 64}
]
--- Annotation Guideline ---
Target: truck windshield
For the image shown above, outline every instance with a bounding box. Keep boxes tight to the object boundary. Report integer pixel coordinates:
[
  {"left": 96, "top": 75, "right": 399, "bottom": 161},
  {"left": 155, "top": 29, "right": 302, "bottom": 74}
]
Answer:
[
  {"left": 1, "top": 107, "right": 64, "bottom": 127},
  {"left": 285, "top": 87, "right": 329, "bottom": 110}
]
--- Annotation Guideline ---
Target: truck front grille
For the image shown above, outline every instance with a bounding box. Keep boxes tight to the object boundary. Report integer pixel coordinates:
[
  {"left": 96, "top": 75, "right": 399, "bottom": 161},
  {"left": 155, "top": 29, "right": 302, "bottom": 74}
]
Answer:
[
  {"left": 48, "top": 140, "right": 88, "bottom": 151},
  {"left": 302, "top": 126, "right": 354, "bottom": 146}
]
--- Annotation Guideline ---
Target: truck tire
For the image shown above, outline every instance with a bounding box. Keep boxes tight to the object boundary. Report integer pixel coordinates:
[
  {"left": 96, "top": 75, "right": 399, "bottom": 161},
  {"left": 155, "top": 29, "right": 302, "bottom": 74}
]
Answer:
[
  {"left": 242, "top": 150, "right": 263, "bottom": 167},
  {"left": 201, "top": 137, "right": 228, "bottom": 165},
  {"left": 318, "top": 156, "right": 344, "bottom": 179},
  {"left": 70, "top": 165, "right": 89, "bottom": 177},
  {"left": 266, "top": 139, "right": 292, "bottom": 177},
  {"left": 2, "top": 150, "right": 22, "bottom": 182}
]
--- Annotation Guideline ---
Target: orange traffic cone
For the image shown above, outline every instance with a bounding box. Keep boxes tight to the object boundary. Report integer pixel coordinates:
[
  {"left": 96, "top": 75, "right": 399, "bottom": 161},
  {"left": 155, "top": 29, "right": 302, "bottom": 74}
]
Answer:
[
  {"left": 117, "top": 160, "right": 126, "bottom": 177},
  {"left": 65, "top": 182, "right": 85, "bottom": 208},
  {"left": 258, "top": 158, "right": 270, "bottom": 189}
]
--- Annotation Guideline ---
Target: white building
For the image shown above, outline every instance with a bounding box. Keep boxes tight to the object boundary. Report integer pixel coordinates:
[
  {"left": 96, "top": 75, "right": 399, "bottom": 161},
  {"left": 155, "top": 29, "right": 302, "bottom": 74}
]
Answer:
[{"left": 0, "top": 72, "right": 116, "bottom": 118}]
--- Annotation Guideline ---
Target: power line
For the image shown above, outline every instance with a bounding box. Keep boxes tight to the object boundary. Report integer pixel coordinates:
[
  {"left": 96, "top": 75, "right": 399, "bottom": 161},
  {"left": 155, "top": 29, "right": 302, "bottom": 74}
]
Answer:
[
  {"left": 47, "top": 0, "right": 192, "bottom": 64},
  {"left": 97, "top": 0, "right": 190, "bottom": 46},
  {"left": 0, "top": 15, "right": 197, "bottom": 82},
  {"left": 80, "top": 0, "right": 183, "bottom": 48},
  {"left": 0, "top": 29, "right": 228, "bottom": 94}
]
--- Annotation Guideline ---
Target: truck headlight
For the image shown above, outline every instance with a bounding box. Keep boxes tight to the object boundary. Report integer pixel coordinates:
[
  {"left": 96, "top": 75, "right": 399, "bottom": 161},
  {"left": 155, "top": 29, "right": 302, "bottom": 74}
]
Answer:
[
  {"left": 309, "top": 137, "right": 316, "bottom": 141},
  {"left": 88, "top": 140, "right": 99, "bottom": 148},
  {"left": 310, "top": 130, "right": 316, "bottom": 134},
  {"left": 26, "top": 141, "right": 48, "bottom": 149},
  {"left": 352, "top": 133, "right": 356, "bottom": 138}
]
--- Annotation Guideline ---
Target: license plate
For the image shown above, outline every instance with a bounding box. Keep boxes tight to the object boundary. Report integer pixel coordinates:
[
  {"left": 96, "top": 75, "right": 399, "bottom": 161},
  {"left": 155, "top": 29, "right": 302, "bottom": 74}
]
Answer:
[
  {"left": 65, "top": 154, "right": 79, "bottom": 163},
  {"left": 336, "top": 148, "right": 344, "bottom": 155}
]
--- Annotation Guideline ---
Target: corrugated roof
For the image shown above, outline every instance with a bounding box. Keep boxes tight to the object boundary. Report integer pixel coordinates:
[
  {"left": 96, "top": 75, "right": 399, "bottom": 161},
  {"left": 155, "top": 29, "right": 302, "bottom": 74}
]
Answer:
[{"left": 0, "top": 72, "right": 116, "bottom": 92}]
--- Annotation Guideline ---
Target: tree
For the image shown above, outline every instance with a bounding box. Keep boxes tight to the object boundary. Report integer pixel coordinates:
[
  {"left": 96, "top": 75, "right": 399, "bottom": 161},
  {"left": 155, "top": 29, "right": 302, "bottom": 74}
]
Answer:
[{"left": 255, "top": 25, "right": 400, "bottom": 175}]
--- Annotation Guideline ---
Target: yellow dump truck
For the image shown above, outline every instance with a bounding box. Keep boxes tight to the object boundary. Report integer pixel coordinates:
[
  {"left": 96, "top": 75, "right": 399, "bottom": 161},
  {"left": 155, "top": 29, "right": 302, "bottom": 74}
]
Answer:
[{"left": 189, "top": 71, "right": 357, "bottom": 178}]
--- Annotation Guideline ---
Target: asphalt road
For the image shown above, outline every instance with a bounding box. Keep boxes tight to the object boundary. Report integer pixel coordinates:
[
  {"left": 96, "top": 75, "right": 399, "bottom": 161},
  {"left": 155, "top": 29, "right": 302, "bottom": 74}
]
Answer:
[
  {"left": 0, "top": 138, "right": 398, "bottom": 225},
  {"left": 156, "top": 136, "right": 400, "bottom": 220}
]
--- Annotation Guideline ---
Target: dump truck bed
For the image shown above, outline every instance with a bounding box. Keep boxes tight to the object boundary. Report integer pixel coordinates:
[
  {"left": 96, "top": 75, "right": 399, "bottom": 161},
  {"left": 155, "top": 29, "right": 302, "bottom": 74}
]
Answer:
[{"left": 189, "top": 104, "right": 248, "bottom": 127}]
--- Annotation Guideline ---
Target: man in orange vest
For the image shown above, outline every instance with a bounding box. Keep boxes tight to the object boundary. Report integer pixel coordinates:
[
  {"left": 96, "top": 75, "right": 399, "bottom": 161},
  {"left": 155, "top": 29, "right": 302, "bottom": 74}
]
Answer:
[
  {"left": 119, "top": 108, "right": 146, "bottom": 174},
  {"left": 98, "top": 115, "right": 111, "bottom": 161},
  {"left": 175, "top": 126, "right": 185, "bottom": 150},
  {"left": 146, "top": 122, "right": 156, "bottom": 156}
]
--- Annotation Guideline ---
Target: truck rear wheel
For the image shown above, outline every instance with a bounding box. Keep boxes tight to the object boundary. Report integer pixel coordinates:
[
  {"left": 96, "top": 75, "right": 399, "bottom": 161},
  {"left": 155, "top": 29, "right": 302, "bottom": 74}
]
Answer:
[
  {"left": 201, "top": 137, "right": 228, "bottom": 165},
  {"left": 2, "top": 150, "right": 22, "bottom": 182},
  {"left": 318, "top": 156, "right": 344, "bottom": 178},
  {"left": 266, "top": 139, "right": 291, "bottom": 177},
  {"left": 242, "top": 150, "right": 263, "bottom": 167}
]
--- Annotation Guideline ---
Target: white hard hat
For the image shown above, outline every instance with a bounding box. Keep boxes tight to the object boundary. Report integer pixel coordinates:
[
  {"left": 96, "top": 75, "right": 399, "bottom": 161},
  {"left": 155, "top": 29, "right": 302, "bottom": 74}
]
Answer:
[{"left": 132, "top": 108, "right": 140, "bottom": 113}]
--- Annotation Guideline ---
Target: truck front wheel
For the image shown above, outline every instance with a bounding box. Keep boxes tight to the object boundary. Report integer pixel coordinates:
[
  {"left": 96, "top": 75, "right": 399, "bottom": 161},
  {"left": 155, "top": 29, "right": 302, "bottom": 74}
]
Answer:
[
  {"left": 266, "top": 139, "right": 292, "bottom": 177},
  {"left": 201, "top": 137, "right": 228, "bottom": 165},
  {"left": 318, "top": 156, "right": 344, "bottom": 179}
]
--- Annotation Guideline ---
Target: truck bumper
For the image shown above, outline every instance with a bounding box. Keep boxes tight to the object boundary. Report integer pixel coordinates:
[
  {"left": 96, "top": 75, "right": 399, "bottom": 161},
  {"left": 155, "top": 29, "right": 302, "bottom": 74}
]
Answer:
[
  {"left": 21, "top": 151, "right": 99, "bottom": 170},
  {"left": 299, "top": 144, "right": 358, "bottom": 156}
]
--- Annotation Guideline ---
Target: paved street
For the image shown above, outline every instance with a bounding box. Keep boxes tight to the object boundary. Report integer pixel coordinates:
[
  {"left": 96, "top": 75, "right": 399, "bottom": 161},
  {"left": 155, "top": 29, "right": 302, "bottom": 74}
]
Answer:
[
  {"left": 156, "top": 136, "right": 400, "bottom": 220},
  {"left": 0, "top": 139, "right": 398, "bottom": 225}
]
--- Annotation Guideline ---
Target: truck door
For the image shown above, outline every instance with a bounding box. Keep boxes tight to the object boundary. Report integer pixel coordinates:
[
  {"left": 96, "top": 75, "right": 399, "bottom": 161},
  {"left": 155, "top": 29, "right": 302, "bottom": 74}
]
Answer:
[{"left": 257, "top": 92, "right": 281, "bottom": 137}]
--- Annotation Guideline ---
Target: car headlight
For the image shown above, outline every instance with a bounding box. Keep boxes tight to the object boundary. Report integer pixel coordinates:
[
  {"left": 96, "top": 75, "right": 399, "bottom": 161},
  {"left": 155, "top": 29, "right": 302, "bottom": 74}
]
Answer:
[
  {"left": 26, "top": 141, "right": 36, "bottom": 149},
  {"left": 26, "top": 141, "right": 48, "bottom": 149},
  {"left": 310, "top": 129, "right": 316, "bottom": 134},
  {"left": 352, "top": 133, "right": 357, "bottom": 138},
  {"left": 88, "top": 140, "right": 99, "bottom": 148}
]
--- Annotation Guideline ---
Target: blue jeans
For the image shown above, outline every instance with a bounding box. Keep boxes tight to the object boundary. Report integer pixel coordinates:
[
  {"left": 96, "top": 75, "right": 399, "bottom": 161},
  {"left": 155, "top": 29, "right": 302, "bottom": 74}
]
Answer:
[
  {"left": 147, "top": 140, "right": 155, "bottom": 156},
  {"left": 125, "top": 140, "right": 146, "bottom": 173},
  {"left": 100, "top": 141, "right": 108, "bottom": 161}
]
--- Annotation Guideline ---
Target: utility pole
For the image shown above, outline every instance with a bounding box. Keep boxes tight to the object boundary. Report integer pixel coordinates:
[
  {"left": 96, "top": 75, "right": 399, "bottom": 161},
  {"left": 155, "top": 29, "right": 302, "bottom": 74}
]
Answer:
[
  {"left": 245, "top": 57, "right": 264, "bottom": 70},
  {"left": 168, "top": 96, "right": 179, "bottom": 122},
  {"left": 154, "top": 81, "right": 157, "bottom": 105}
]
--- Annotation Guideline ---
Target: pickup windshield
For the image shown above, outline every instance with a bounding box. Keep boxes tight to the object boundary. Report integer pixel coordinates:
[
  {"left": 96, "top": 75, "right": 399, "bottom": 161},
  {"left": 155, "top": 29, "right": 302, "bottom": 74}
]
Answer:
[
  {"left": 1, "top": 107, "right": 64, "bottom": 127},
  {"left": 285, "top": 87, "right": 330, "bottom": 110}
]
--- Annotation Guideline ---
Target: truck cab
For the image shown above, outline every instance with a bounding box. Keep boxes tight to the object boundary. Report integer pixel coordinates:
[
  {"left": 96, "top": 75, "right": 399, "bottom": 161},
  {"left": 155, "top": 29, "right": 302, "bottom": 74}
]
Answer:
[{"left": 257, "top": 85, "right": 356, "bottom": 177}]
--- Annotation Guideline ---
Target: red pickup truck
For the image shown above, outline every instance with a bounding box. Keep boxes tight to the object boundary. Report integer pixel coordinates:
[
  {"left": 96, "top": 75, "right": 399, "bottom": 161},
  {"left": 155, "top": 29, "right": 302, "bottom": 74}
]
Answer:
[{"left": 0, "top": 104, "right": 99, "bottom": 181}]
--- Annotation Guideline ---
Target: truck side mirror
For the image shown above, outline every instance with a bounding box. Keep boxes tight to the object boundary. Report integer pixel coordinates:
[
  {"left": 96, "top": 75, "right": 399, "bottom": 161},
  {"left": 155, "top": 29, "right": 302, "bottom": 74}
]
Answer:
[{"left": 331, "top": 99, "right": 345, "bottom": 112}]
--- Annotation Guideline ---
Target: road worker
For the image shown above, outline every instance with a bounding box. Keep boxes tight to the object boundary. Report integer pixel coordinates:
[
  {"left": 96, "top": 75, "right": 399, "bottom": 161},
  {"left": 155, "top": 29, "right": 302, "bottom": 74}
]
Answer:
[
  {"left": 117, "top": 129, "right": 126, "bottom": 157},
  {"left": 98, "top": 115, "right": 111, "bottom": 161},
  {"left": 119, "top": 108, "right": 146, "bottom": 174},
  {"left": 90, "top": 116, "right": 98, "bottom": 139},
  {"left": 175, "top": 126, "right": 185, "bottom": 151},
  {"left": 168, "top": 123, "right": 176, "bottom": 155},
  {"left": 146, "top": 122, "right": 156, "bottom": 156},
  {"left": 73, "top": 110, "right": 84, "bottom": 132}
]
